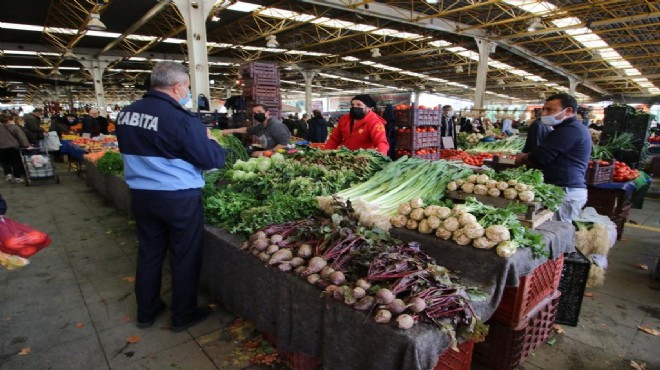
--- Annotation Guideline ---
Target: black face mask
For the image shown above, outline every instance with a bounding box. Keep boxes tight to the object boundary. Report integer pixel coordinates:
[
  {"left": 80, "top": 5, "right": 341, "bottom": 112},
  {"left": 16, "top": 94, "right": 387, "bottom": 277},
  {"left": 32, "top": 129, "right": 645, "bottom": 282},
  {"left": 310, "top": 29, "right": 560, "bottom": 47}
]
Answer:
[
  {"left": 350, "top": 107, "right": 367, "bottom": 120},
  {"left": 254, "top": 113, "right": 267, "bottom": 123}
]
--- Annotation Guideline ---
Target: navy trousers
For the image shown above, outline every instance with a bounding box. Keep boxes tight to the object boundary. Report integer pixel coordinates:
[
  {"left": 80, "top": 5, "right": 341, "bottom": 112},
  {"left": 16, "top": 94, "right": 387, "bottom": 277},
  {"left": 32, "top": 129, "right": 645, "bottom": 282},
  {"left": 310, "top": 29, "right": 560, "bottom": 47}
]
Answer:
[{"left": 131, "top": 189, "right": 204, "bottom": 324}]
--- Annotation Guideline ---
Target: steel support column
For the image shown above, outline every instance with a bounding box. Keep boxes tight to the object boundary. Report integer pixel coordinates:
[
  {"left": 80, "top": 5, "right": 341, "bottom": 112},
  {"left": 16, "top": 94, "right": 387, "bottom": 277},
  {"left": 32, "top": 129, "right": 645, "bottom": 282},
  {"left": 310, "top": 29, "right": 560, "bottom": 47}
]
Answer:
[
  {"left": 173, "top": 0, "right": 215, "bottom": 110},
  {"left": 302, "top": 70, "right": 316, "bottom": 114},
  {"left": 569, "top": 77, "right": 578, "bottom": 96},
  {"left": 79, "top": 56, "right": 122, "bottom": 117},
  {"left": 474, "top": 39, "right": 491, "bottom": 111}
]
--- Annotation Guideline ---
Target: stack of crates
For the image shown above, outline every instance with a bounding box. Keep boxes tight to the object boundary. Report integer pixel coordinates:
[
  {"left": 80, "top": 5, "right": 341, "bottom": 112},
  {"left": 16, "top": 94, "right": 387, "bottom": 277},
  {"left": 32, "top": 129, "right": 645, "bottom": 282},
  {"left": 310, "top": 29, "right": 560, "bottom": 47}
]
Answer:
[
  {"left": 394, "top": 108, "right": 441, "bottom": 160},
  {"left": 474, "top": 256, "right": 565, "bottom": 369},
  {"left": 601, "top": 104, "right": 653, "bottom": 169},
  {"left": 240, "top": 62, "right": 281, "bottom": 119}
]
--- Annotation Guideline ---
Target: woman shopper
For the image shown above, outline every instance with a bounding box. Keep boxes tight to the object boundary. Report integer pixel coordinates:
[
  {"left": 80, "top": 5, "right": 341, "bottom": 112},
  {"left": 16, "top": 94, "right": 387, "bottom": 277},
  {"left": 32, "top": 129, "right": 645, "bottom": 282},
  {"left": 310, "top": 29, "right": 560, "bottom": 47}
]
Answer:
[{"left": 0, "top": 114, "right": 30, "bottom": 183}]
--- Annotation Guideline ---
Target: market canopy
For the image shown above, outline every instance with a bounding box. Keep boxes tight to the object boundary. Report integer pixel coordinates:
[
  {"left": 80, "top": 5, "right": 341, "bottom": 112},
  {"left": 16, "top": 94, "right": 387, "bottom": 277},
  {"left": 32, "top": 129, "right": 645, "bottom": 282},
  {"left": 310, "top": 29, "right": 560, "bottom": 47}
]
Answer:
[{"left": 0, "top": 0, "right": 658, "bottom": 105}]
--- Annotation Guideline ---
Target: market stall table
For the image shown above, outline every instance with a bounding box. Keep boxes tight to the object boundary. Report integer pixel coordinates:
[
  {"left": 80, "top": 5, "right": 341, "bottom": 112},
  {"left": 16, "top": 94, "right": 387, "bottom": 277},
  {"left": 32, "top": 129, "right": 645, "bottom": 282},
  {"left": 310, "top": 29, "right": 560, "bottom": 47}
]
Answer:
[
  {"left": 201, "top": 221, "right": 575, "bottom": 370},
  {"left": 586, "top": 172, "right": 652, "bottom": 238}
]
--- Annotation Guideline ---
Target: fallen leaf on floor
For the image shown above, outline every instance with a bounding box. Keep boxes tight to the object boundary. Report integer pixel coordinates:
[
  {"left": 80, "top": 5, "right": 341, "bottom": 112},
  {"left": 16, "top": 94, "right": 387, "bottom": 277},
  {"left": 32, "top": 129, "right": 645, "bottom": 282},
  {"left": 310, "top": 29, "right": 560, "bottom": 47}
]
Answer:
[
  {"left": 120, "top": 316, "right": 131, "bottom": 322},
  {"left": 553, "top": 324, "right": 565, "bottom": 334},
  {"left": 629, "top": 360, "right": 646, "bottom": 370},
  {"left": 546, "top": 338, "right": 556, "bottom": 346},
  {"left": 636, "top": 264, "right": 649, "bottom": 270},
  {"left": 584, "top": 292, "right": 594, "bottom": 298},
  {"left": 76, "top": 322, "right": 84, "bottom": 328},
  {"left": 637, "top": 326, "right": 660, "bottom": 336},
  {"left": 18, "top": 348, "right": 31, "bottom": 356},
  {"left": 126, "top": 335, "right": 141, "bottom": 343},
  {"left": 123, "top": 351, "right": 135, "bottom": 358},
  {"left": 122, "top": 276, "right": 135, "bottom": 283}
]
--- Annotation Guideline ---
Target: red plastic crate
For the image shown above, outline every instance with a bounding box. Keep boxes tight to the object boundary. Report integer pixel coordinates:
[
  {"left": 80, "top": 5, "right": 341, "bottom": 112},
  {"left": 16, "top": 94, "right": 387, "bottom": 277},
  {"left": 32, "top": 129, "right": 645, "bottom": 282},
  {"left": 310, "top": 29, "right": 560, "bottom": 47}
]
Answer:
[
  {"left": 585, "top": 160, "right": 614, "bottom": 185},
  {"left": 475, "top": 290, "right": 561, "bottom": 370},
  {"left": 243, "top": 85, "right": 280, "bottom": 99},
  {"left": 395, "top": 108, "right": 441, "bottom": 126},
  {"left": 277, "top": 349, "right": 321, "bottom": 370},
  {"left": 492, "top": 255, "right": 564, "bottom": 326},
  {"left": 434, "top": 339, "right": 474, "bottom": 370},
  {"left": 244, "top": 74, "right": 280, "bottom": 86},
  {"left": 240, "top": 62, "right": 278, "bottom": 77},
  {"left": 396, "top": 130, "right": 440, "bottom": 149}
]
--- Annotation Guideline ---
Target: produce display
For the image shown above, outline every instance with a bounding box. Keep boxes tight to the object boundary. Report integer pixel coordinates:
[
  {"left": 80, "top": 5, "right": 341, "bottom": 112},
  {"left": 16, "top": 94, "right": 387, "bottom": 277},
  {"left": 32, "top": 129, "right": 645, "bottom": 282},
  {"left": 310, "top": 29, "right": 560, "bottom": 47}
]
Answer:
[
  {"left": 446, "top": 168, "right": 564, "bottom": 211},
  {"left": 317, "top": 157, "right": 472, "bottom": 231},
  {"left": 204, "top": 148, "right": 389, "bottom": 235},
  {"left": 396, "top": 126, "right": 438, "bottom": 134},
  {"left": 211, "top": 131, "right": 249, "bottom": 166},
  {"left": 465, "top": 133, "right": 484, "bottom": 145},
  {"left": 95, "top": 151, "right": 124, "bottom": 175},
  {"left": 391, "top": 197, "right": 546, "bottom": 258},
  {"left": 465, "top": 137, "right": 525, "bottom": 155},
  {"left": 648, "top": 136, "right": 660, "bottom": 144},
  {"left": 590, "top": 132, "right": 635, "bottom": 160},
  {"left": 440, "top": 149, "right": 493, "bottom": 166},
  {"left": 612, "top": 161, "right": 640, "bottom": 182},
  {"left": 243, "top": 203, "right": 487, "bottom": 348}
]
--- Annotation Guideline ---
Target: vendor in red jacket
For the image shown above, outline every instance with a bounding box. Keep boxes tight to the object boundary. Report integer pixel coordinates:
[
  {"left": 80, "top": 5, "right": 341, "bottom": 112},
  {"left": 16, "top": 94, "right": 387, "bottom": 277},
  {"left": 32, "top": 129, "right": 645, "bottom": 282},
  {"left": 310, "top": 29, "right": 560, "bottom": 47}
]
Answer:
[{"left": 324, "top": 94, "right": 389, "bottom": 156}]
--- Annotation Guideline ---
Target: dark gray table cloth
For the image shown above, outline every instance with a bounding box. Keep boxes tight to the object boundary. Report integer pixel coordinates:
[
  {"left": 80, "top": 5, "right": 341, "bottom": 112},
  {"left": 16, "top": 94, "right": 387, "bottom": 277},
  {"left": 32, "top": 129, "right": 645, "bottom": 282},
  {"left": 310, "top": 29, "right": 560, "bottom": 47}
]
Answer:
[{"left": 200, "top": 221, "right": 575, "bottom": 370}]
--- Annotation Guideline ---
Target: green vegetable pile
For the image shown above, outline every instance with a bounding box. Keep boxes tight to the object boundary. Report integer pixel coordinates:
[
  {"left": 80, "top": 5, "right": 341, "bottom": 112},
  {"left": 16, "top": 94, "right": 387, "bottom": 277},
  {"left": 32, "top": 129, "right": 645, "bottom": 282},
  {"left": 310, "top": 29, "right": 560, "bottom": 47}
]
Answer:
[
  {"left": 211, "top": 131, "right": 249, "bottom": 166},
  {"left": 203, "top": 148, "right": 389, "bottom": 235},
  {"left": 489, "top": 167, "right": 564, "bottom": 211},
  {"left": 96, "top": 151, "right": 123, "bottom": 175},
  {"left": 466, "top": 137, "right": 525, "bottom": 155}
]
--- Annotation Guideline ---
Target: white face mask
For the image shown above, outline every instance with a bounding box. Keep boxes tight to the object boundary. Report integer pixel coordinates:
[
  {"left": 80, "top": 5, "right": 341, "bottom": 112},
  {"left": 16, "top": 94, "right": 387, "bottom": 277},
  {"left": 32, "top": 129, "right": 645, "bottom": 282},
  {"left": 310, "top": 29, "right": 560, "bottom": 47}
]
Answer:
[{"left": 540, "top": 108, "right": 567, "bottom": 126}]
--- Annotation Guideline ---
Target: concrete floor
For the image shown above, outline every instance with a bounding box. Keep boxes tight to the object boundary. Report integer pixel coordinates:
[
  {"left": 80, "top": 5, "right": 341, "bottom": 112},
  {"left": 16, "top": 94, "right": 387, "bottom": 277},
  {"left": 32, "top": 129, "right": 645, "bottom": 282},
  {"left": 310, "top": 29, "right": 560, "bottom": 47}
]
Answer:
[{"left": 0, "top": 165, "right": 658, "bottom": 370}]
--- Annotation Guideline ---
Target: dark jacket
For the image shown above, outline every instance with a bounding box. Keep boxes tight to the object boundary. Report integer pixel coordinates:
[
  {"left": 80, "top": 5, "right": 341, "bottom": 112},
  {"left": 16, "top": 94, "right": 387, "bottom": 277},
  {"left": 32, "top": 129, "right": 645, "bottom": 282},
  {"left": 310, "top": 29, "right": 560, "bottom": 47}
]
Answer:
[
  {"left": 521, "top": 118, "right": 551, "bottom": 153},
  {"left": 22, "top": 113, "right": 44, "bottom": 145},
  {"left": 528, "top": 116, "right": 591, "bottom": 188},
  {"left": 307, "top": 116, "right": 329, "bottom": 143},
  {"left": 116, "top": 90, "right": 225, "bottom": 191},
  {"left": 382, "top": 104, "right": 397, "bottom": 159},
  {"left": 440, "top": 115, "right": 456, "bottom": 148},
  {"left": 97, "top": 116, "right": 109, "bottom": 135},
  {"left": 246, "top": 117, "right": 290, "bottom": 149},
  {"left": 81, "top": 115, "right": 100, "bottom": 137}
]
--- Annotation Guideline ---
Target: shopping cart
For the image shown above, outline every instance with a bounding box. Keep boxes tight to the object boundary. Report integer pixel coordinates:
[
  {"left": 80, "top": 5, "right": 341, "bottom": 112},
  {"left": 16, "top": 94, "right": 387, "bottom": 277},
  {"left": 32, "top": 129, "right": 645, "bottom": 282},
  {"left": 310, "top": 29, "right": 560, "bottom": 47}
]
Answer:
[{"left": 19, "top": 148, "right": 60, "bottom": 187}]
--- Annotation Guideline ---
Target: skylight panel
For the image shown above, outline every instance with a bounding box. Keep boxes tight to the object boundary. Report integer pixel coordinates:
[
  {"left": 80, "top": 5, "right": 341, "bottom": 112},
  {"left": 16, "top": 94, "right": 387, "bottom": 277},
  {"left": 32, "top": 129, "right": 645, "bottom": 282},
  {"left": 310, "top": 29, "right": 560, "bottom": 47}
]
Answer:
[
  {"left": 347, "top": 24, "right": 377, "bottom": 32},
  {"left": 342, "top": 56, "right": 360, "bottom": 62},
  {"left": 502, "top": 1, "right": 557, "bottom": 15},
  {"left": 258, "top": 8, "right": 316, "bottom": 22},
  {"left": 428, "top": 40, "right": 452, "bottom": 48},
  {"left": 227, "top": 1, "right": 262, "bottom": 12}
]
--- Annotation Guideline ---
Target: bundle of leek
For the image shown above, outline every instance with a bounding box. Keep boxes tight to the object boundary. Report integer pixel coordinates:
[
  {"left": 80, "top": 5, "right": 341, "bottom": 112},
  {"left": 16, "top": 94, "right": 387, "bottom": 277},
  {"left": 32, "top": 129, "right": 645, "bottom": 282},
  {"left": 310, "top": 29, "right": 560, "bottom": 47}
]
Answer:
[{"left": 318, "top": 157, "right": 471, "bottom": 231}]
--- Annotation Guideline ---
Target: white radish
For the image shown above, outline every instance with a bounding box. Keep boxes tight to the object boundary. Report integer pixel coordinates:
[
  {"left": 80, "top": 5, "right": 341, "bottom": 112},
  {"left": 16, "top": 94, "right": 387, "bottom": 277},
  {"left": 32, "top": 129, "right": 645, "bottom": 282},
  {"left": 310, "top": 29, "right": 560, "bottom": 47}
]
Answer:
[
  {"left": 388, "top": 299, "right": 407, "bottom": 314},
  {"left": 306, "top": 273, "right": 321, "bottom": 285},
  {"left": 374, "top": 309, "right": 392, "bottom": 323},
  {"left": 266, "top": 244, "right": 279, "bottom": 254},
  {"left": 408, "top": 297, "right": 426, "bottom": 313},
  {"left": 290, "top": 257, "right": 305, "bottom": 268},
  {"left": 270, "top": 234, "right": 283, "bottom": 244},
  {"left": 330, "top": 271, "right": 346, "bottom": 285},
  {"left": 356, "top": 279, "right": 371, "bottom": 290},
  {"left": 354, "top": 296, "right": 375, "bottom": 311},
  {"left": 269, "top": 249, "right": 292, "bottom": 264},
  {"left": 297, "top": 244, "right": 313, "bottom": 258},
  {"left": 352, "top": 287, "right": 366, "bottom": 299},
  {"left": 396, "top": 314, "right": 415, "bottom": 329},
  {"left": 303, "top": 257, "right": 327, "bottom": 276},
  {"left": 376, "top": 288, "right": 395, "bottom": 304}
]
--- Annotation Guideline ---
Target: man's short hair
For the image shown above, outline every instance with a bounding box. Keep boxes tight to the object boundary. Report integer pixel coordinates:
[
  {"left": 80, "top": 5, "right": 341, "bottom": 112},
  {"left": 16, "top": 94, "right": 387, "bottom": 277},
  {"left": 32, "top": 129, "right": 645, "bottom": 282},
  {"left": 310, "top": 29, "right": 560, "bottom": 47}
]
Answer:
[
  {"left": 150, "top": 61, "right": 189, "bottom": 89},
  {"left": 442, "top": 105, "right": 452, "bottom": 110},
  {"left": 253, "top": 103, "right": 269, "bottom": 112},
  {"left": 546, "top": 93, "right": 577, "bottom": 112}
]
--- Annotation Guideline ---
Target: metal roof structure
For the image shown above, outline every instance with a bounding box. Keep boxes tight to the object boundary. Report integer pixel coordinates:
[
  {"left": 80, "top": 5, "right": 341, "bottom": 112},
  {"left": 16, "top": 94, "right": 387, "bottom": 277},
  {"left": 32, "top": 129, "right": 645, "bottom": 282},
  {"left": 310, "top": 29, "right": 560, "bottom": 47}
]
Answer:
[{"left": 0, "top": 0, "right": 658, "bottom": 106}]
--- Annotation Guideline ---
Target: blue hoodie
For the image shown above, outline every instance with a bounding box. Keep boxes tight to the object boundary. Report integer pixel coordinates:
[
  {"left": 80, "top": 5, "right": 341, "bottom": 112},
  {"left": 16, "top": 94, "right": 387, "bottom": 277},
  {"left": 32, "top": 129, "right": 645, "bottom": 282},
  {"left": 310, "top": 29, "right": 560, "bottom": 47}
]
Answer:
[{"left": 115, "top": 90, "right": 225, "bottom": 192}]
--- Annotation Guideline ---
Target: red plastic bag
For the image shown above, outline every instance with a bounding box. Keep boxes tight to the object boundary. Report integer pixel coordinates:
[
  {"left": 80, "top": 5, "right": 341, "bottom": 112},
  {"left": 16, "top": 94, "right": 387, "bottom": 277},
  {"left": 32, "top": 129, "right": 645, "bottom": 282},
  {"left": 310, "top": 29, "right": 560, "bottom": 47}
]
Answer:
[{"left": 0, "top": 217, "right": 51, "bottom": 258}]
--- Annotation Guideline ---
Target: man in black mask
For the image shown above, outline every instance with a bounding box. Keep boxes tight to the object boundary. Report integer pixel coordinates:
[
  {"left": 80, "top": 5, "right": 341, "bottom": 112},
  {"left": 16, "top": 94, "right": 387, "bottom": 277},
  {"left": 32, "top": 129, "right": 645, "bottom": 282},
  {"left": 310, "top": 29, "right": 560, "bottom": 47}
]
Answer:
[{"left": 221, "top": 103, "right": 290, "bottom": 156}]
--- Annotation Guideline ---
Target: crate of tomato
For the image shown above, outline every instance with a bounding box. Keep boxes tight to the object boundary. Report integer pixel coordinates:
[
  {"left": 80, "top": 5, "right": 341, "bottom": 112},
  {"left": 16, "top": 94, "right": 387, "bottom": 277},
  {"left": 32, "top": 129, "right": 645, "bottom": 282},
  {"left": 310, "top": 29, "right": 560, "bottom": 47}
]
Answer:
[
  {"left": 396, "top": 126, "right": 440, "bottom": 149},
  {"left": 439, "top": 149, "right": 492, "bottom": 166},
  {"left": 612, "top": 161, "right": 640, "bottom": 182},
  {"left": 585, "top": 159, "right": 614, "bottom": 185}
]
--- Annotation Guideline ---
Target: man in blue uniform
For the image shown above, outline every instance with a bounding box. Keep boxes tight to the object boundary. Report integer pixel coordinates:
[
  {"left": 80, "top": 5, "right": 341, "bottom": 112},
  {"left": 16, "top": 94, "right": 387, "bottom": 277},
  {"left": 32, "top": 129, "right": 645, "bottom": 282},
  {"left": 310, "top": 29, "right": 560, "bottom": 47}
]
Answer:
[
  {"left": 515, "top": 93, "right": 591, "bottom": 222},
  {"left": 116, "top": 61, "right": 226, "bottom": 332}
]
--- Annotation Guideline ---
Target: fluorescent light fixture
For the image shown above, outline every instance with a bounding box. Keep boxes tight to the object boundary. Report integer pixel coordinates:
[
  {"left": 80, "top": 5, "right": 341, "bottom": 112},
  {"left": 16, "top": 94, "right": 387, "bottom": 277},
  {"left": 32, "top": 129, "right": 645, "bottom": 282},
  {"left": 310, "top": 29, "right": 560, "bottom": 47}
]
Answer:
[
  {"left": 370, "top": 48, "right": 381, "bottom": 57},
  {"left": 87, "top": 13, "right": 107, "bottom": 31},
  {"left": 211, "top": 16, "right": 220, "bottom": 22},
  {"left": 497, "top": 79, "right": 505, "bottom": 85},
  {"left": 455, "top": 65, "right": 464, "bottom": 73},
  {"left": 265, "top": 35, "right": 279, "bottom": 48}
]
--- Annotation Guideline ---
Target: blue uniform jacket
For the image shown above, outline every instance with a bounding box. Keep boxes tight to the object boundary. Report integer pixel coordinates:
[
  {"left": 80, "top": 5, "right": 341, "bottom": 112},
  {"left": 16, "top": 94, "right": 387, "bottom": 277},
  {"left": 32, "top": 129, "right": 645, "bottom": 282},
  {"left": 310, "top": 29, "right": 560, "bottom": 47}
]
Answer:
[
  {"left": 528, "top": 116, "right": 591, "bottom": 188},
  {"left": 115, "top": 90, "right": 225, "bottom": 192}
]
